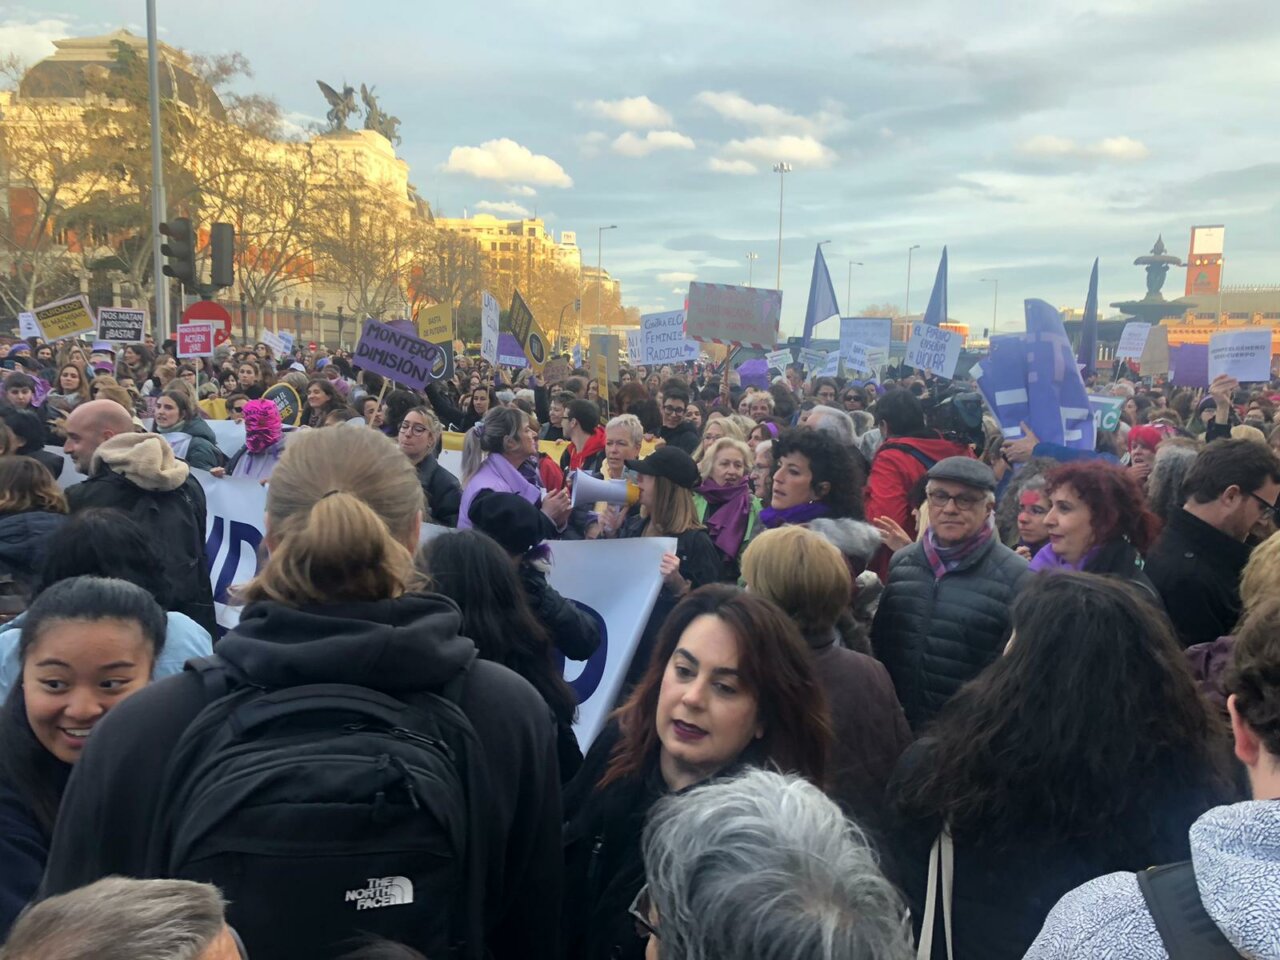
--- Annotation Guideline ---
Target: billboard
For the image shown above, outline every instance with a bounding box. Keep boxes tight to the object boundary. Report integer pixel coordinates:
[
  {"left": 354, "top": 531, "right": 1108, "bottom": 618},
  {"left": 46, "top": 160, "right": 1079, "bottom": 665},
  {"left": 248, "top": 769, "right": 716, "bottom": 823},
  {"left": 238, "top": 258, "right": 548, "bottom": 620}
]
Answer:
[{"left": 1186, "top": 225, "right": 1225, "bottom": 297}]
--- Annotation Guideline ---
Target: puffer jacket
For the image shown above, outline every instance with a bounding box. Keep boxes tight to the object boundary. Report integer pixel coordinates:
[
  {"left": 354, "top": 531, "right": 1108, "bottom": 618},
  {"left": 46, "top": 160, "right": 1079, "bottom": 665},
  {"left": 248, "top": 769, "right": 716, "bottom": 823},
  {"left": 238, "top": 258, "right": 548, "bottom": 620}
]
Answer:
[
  {"left": 0, "top": 511, "right": 66, "bottom": 590},
  {"left": 871, "top": 535, "right": 1030, "bottom": 731}
]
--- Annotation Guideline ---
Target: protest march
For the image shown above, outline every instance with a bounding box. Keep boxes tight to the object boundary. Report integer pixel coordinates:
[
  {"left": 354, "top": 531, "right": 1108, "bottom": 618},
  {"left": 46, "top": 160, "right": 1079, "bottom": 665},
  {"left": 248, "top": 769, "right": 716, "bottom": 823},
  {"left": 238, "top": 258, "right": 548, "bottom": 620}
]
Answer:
[{"left": 1, "top": 14, "right": 1279, "bottom": 960}]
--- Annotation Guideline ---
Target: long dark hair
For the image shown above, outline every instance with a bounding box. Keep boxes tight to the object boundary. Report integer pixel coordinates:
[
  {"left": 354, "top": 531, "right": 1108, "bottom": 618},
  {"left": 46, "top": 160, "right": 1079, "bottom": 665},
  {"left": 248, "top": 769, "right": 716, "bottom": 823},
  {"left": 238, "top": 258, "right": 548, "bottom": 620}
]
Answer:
[
  {"left": 891, "top": 573, "right": 1233, "bottom": 849},
  {"left": 600, "top": 585, "right": 830, "bottom": 790},
  {"left": 0, "top": 576, "right": 166, "bottom": 834},
  {"left": 417, "top": 531, "right": 576, "bottom": 727}
]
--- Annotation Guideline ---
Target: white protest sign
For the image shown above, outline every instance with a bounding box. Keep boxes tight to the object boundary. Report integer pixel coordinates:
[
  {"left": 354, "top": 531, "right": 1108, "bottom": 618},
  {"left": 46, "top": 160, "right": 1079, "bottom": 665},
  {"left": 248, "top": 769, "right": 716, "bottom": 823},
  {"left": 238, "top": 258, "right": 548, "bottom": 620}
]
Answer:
[
  {"left": 797, "top": 347, "right": 826, "bottom": 373},
  {"left": 765, "top": 348, "right": 793, "bottom": 373},
  {"left": 18, "top": 312, "right": 41, "bottom": 338},
  {"left": 277, "top": 330, "right": 295, "bottom": 354},
  {"left": 843, "top": 342, "right": 871, "bottom": 374},
  {"left": 840, "top": 317, "right": 891, "bottom": 359},
  {"left": 96, "top": 307, "right": 147, "bottom": 343},
  {"left": 1208, "top": 329, "right": 1274, "bottom": 384},
  {"left": 819, "top": 352, "right": 841, "bottom": 377},
  {"left": 260, "top": 328, "right": 288, "bottom": 358},
  {"left": 640, "top": 310, "right": 698, "bottom": 364},
  {"left": 572, "top": 344, "right": 582, "bottom": 369},
  {"left": 626, "top": 329, "right": 643, "bottom": 363},
  {"left": 480, "top": 291, "right": 499, "bottom": 364},
  {"left": 905, "top": 322, "right": 963, "bottom": 379},
  {"left": 1115, "top": 322, "right": 1152, "bottom": 360}
]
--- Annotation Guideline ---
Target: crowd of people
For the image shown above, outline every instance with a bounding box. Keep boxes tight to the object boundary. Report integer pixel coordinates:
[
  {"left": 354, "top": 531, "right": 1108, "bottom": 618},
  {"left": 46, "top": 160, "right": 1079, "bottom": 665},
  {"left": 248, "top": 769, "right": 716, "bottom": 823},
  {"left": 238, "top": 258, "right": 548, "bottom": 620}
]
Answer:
[{"left": 0, "top": 327, "right": 1278, "bottom": 960}]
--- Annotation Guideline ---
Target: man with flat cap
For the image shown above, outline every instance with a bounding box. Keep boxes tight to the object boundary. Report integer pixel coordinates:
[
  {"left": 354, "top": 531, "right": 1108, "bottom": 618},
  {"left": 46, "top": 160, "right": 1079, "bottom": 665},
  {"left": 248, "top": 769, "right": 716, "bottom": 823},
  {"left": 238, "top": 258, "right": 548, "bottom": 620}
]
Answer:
[{"left": 871, "top": 456, "right": 1031, "bottom": 731}]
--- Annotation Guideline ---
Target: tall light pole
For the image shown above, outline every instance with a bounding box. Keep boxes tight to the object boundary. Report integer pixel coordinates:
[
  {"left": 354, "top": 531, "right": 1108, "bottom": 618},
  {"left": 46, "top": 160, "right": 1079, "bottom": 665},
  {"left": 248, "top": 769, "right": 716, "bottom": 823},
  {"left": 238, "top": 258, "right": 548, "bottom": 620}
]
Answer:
[
  {"left": 772, "top": 162, "right": 791, "bottom": 290},
  {"left": 847, "top": 260, "right": 863, "bottom": 312},
  {"left": 146, "top": 0, "right": 167, "bottom": 342},
  {"left": 596, "top": 224, "right": 617, "bottom": 330},
  {"left": 980, "top": 277, "right": 999, "bottom": 337},
  {"left": 746, "top": 252, "right": 759, "bottom": 287},
  {"left": 904, "top": 244, "right": 921, "bottom": 318}
]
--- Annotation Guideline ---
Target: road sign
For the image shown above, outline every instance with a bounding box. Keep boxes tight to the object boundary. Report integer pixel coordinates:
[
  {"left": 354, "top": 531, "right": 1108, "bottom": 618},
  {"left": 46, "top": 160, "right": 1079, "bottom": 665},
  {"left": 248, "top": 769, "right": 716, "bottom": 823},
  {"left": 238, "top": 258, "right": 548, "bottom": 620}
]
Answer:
[{"left": 181, "top": 300, "right": 233, "bottom": 347}]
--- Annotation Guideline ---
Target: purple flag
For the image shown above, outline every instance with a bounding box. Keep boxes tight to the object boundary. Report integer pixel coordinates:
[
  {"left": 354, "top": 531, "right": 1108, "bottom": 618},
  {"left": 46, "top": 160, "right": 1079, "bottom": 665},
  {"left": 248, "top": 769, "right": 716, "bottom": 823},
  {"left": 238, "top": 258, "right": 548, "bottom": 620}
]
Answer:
[
  {"left": 802, "top": 244, "right": 840, "bottom": 346},
  {"left": 921, "top": 247, "right": 948, "bottom": 327},
  {"left": 1076, "top": 259, "right": 1099, "bottom": 376}
]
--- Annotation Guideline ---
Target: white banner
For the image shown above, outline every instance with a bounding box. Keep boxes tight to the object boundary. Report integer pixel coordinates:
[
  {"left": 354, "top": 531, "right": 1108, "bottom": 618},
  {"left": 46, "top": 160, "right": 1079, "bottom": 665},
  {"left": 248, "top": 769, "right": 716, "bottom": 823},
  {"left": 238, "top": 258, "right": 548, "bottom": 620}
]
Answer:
[
  {"left": 640, "top": 310, "right": 698, "bottom": 364},
  {"left": 481, "top": 291, "right": 499, "bottom": 364},
  {"left": 626, "top": 329, "right": 643, "bottom": 363},
  {"left": 260, "top": 329, "right": 288, "bottom": 358},
  {"left": 1115, "top": 322, "right": 1152, "bottom": 361}
]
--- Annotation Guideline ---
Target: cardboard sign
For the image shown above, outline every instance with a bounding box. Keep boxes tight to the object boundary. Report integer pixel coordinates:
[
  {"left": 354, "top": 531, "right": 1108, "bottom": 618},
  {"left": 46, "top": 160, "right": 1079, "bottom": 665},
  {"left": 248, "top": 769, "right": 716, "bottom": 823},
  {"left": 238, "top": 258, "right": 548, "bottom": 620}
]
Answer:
[
  {"left": 481, "top": 292, "right": 499, "bottom": 364},
  {"left": 259, "top": 329, "right": 288, "bottom": 358},
  {"left": 905, "top": 322, "right": 963, "bottom": 379},
  {"left": 1115, "top": 322, "right": 1152, "bottom": 360},
  {"left": 508, "top": 289, "right": 535, "bottom": 348},
  {"left": 765, "top": 348, "right": 792, "bottom": 373},
  {"left": 626, "top": 330, "right": 643, "bottom": 363},
  {"left": 684, "top": 282, "right": 781, "bottom": 348},
  {"left": 1138, "top": 324, "right": 1170, "bottom": 376},
  {"left": 593, "top": 353, "right": 610, "bottom": 404},
  {"left": 417, "top": 303, "right": 452, "bottom": 344},
  {"left": 797, "top": 347, "right": 826, "bottom": 373},
  {"left": 640, "top": 310, "right": 699, "bottom": 364},
  {"left": 1208, "top": 329, "right": 1273, "bottom": 383},
  {"left": 589, "top": 334, "right": 621, "bottom": 384},
  {"left": 176, "top": 322, "right": 215, "bottom": 358},
  {"left": 353, "top": 317, "right": 450, "bottom": 391},
  {"left": 96, "top": 307, "right": 147, "bottom": 343},
  {"left": 263, "top": 382, "right": 303, "bottom": 427},
  {"left": 542, "top": 358, "right": 573, "bottom": 384},
  {"left": 34, "top": 295, "right": 95, "bottom": 342},
  {"left": 17, "top": 312, "right": 39, "bottom": 338},
  {"left": 1088, "top": 395, "right": 1125, "bottom": 432}
]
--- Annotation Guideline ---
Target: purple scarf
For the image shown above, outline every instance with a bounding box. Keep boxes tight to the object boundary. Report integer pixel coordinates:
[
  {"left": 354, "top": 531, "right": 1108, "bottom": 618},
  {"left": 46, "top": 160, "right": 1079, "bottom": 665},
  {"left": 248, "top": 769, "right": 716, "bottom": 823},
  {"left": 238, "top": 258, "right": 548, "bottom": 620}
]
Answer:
[
  {"left": 759, "top": 500, "right": 830, "bottom": 529},
  {"left": 921, "top": 516, "right": 996, "bottom": 579},
  {"left": 698, "top": 477, "right": 754, "bottom": 559},
  {"left": 1028, "top": 542, "right": 1100, "bottom": 573}
]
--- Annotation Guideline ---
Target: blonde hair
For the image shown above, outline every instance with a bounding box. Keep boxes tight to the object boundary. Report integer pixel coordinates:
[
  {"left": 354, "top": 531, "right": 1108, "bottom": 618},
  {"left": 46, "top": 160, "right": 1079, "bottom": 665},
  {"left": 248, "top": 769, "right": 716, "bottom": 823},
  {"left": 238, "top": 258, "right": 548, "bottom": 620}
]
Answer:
[
  {"left": 741, "top": 526, "right": 851, "bottom": 635},
  {"left": 1230, "top": 424, "right": 1268, "bottom": 447},
  {"left": 1241, "top": 532, "right": 1280, "bottom": 614},
  {"left": 727, "top": 413, "right": 757, "bottom": 437},
  {"left": 696, "top": 415, "right": 747, "bottom": 464},
  {"left": 606, "top": 413, "right": 643, "bottom": 449},
  {"left": 645, "top": 474, "right": 703, "bottom": 536},
  {"left": 699, "top": 437, "right": 752, "bottom": 481},
  {"left": 0, "top": 456, "right": 68, "bottom": 514},
  {"left": 238, "top": 428, "right": 425, "bottom": 606}
]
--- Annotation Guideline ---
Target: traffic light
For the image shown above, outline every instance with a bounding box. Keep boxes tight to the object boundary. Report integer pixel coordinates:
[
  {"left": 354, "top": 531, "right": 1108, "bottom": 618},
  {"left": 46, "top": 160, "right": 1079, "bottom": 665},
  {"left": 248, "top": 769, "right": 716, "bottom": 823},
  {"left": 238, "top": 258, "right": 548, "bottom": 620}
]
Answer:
[
  {"left": 209, "top": 222, "right": 235, "bottom": 288},
  {"left": 159, "top": 218, "right": 196, "bottom": 290}
]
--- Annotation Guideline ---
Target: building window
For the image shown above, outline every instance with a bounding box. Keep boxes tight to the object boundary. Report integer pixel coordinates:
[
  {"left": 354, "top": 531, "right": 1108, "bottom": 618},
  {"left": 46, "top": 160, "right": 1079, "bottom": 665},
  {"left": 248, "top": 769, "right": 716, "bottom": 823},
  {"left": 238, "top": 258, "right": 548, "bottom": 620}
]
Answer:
[{"left": 1228, "top": 313, "right": 1249, "bottom": 320}]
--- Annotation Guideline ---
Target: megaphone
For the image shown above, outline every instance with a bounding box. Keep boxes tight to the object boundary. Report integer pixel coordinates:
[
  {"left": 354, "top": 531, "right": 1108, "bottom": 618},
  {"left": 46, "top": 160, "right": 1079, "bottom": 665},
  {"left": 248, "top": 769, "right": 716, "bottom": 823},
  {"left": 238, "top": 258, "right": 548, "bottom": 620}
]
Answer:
[{"left": 570, "top": 470, "right": 640, "bottom": 509}]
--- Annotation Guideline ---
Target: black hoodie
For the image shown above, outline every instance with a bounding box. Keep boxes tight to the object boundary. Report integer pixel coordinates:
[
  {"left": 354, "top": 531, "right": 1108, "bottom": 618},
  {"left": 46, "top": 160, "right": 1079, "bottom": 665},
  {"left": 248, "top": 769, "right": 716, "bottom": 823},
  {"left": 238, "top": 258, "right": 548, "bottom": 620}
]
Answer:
[
  {"left": 41, "top": 594, "right": 563, "bottom": 960},
  {"left": 658, "top": 419, "right": 701, "bottom": 455}
]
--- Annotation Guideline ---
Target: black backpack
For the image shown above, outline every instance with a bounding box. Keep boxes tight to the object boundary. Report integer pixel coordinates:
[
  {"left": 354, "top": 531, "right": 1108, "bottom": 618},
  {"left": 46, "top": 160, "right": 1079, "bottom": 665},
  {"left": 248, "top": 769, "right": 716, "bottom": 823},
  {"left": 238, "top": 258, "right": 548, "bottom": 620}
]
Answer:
[
  {"left": 147, "top": 656, "right": 490, "bottom": 960},
  {"left": 1137, "top": 861, "right": 1243, "bottom": 959}
]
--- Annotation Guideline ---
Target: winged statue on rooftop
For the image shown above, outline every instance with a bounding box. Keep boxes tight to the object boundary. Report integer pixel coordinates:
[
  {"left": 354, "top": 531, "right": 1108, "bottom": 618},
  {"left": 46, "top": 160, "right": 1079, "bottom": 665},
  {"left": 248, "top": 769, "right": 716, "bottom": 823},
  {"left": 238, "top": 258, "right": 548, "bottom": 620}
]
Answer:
[
  {"left": 316, "top": 80, "right": 358, "bottom": 132},
  {"left": 360, "top": 84, "right": 402, "bottom": 146}
]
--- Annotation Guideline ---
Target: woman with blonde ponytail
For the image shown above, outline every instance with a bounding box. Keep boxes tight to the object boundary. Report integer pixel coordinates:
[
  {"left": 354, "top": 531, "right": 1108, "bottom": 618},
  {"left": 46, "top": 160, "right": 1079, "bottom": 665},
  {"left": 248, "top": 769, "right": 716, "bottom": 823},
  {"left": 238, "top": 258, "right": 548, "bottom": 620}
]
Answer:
[{"left": 39, "top": 427, "right": 566, "bottom": 960}]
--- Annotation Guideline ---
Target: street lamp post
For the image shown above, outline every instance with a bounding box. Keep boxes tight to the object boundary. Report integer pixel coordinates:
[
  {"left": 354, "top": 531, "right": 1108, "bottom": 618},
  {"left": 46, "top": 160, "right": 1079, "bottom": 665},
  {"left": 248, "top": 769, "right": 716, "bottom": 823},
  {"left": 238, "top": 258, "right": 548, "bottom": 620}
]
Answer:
[
  {"left": 905, "top": 244, "right": 921, "bottom": 318},
  {"left": 847, "top": 261, "right": 863, "bottom": 312},
  {"left": 772, "top": 162, "right": 791, "bottom": 290},
  {"left": 596, "top": 224, "right": 617, "bottom": 331},
  {"left": 746, "top": 252, "right": 759, "bottom": 287},
  {"left": 979, "top": 278, "right": 999, "bottom": 337}
]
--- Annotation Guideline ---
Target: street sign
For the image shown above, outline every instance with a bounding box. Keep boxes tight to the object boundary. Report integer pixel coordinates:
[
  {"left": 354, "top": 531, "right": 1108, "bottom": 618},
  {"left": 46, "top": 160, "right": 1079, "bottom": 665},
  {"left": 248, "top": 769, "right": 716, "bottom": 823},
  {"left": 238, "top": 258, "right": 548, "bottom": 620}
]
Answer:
[{"left": 181, "top": 300, "right": 233, "bottom": 347}]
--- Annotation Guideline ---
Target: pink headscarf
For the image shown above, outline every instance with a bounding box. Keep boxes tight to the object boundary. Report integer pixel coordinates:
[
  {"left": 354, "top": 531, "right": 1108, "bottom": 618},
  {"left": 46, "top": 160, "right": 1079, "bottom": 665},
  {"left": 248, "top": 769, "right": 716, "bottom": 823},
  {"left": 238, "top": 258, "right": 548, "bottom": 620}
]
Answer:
[{"left": 242, "top": 399, "right": 283, "bottom": 453}]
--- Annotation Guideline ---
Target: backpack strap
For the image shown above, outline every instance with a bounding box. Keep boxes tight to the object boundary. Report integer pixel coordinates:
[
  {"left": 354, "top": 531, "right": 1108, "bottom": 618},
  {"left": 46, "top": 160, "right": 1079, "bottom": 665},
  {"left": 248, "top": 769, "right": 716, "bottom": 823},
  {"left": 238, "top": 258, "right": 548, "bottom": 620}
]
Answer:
[
  {"left": 184, "top": 654, "right": 253, "bottom": 700},
  {"left": 1136, "top": 861, "right": 1242, "bottom": 959},
  {"left": 879, "top": 441, "right": 939, "bottom": 473}
]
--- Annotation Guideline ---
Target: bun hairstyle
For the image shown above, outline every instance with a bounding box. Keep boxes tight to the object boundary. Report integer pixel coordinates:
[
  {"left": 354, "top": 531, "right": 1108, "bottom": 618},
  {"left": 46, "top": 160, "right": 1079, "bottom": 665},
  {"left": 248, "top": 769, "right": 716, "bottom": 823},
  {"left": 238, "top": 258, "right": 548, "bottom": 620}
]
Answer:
[{"left": 238, "top": 428, "right": 425, "bottom": 606}]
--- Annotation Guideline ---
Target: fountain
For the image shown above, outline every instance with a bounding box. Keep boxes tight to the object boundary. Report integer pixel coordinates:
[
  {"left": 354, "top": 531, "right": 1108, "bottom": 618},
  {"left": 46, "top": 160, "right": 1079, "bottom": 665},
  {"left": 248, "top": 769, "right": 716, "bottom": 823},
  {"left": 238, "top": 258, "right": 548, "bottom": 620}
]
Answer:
[{"left": 1109, "top": 235, "right": 1196, "bottom": 325}]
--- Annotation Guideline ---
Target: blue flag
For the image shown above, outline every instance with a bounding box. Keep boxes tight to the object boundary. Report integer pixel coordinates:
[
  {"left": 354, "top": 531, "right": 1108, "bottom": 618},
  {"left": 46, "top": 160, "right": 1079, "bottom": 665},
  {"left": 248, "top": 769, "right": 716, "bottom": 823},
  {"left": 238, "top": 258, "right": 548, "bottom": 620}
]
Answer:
[
  {"left": 802, "top": 244, "right": 840, "bottom": 346},
  {"left": 921, "top": 247, "right": 948, "bottom": 326},
  {"left": 1076, "top": 258, "right": 1099, "bottom": 377}
]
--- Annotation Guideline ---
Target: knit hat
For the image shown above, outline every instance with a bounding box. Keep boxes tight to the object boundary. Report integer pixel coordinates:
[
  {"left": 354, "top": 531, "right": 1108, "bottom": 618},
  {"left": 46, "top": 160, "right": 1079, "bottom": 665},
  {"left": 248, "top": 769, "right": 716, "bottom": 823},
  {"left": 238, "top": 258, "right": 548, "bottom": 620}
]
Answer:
[{"left": 467, "top": 489, "right": 557, "bottom": 556}]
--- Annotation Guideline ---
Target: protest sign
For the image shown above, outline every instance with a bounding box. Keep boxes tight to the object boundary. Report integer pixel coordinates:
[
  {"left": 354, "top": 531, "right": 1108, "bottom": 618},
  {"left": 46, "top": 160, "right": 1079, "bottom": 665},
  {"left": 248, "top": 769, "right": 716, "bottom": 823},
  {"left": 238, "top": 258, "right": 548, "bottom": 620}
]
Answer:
[
  {"left": 524, "top": 322, "right": 548, "bottom": 376},
  {"left": 17, "top": 312, "right": 39, "bottom": 338},
  {"left": 843, "top": 342, "right": 870, "bottom": 375},
  {"left": 765, "top": 348, "right": 793, "bottom": 373},
  {"left": 176, "top": 322, "right": 215, "bottom": 358},
  {"left": 277, "top": 330, "right": 295, "bottom": 355},
  {"left": 797, "top": 347, "right": 826, "bottom": 373},
  {"left": 640, "top": 310, "right": 699, "bottom": 364},
  {"left": 542, "top": 358, "right": 573, "bottom": 384},
  {"left": 819, "top": 352, "right": 841, "bottom": 377},
  {"left": 1170, "top": 343, "right": 1209, "bottom": 387},
  {"left": 572, "top": 343, "right": 582, "bottom": 369},
  {"left": 261, "top": 383, "right": 303, "bottom": 426},
  {"left": 684, "top": 282, "right": 781, "bottom": 348},
  {"left": 353, "top": 317, "right": 448, "bottom": 390},
  {"left": 34, "top": 295, "right": 95, "bottom": 342},
  {"left": 259, "top": 328, "right": 288, "bottom": 359},
  {"left": 481, "top": 292, "right": 499, "bottom": 364},
  {"left": 416, "top": 303, "right": 452, "bottom": 344},
  {"left": 840, "top": 317, "right": 891, "bottom": 361},
  {"left": 430, "top": 338, "right": 456, "bottom": 382},
  {"left": 1208, "top": 329, "right": 1273, "bottom": 383},
  {"left": 95, "top": 307, "right": 146, "bottom": 343},
  {"left": 1138, "top": 324, "right": 1170, "bottom": 377},
  {"left": 1115, "top": 322, "right": 1152, "bottom": 360},
  {"left": 589, "top": 334, "right": 621, "bottom": 384},
  {"left": 905, "top": 322, "right": 963, "bottom": 379},
  {"left": 507, "top": 289, "right": 535, "bottom": 347},
  {"left": 626, "top": 330, "right": 643, "bottom": 363},
  {"left": 593, "top": 353, "right": 610, "bottom": 405},
  {"left": 497, "top": 332, "right": 528, "bottom": 369},
  {"left": 1088, "top": 395, "right": 1125, "bottom": 432}
]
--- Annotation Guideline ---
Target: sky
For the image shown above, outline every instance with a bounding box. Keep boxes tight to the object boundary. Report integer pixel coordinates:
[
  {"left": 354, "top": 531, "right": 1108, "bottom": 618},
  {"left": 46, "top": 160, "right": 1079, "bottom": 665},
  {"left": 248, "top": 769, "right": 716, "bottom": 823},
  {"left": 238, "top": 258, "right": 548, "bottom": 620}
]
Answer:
[{"left": 5, "top": 0, "right": 1280, "bottom": 337}]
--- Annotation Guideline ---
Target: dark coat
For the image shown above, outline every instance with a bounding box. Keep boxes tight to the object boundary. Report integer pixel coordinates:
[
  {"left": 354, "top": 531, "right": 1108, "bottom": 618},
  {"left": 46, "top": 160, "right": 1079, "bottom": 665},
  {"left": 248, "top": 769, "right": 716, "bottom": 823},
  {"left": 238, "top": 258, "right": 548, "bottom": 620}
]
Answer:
[
  {"left": 871, "top": 535, "right": 1031, "bottom": 732},
  {"left": 1081, "top": 538, "right": 1161, "bottom": 601},
  {"left": 22, "top": 448, "right": 63, "bottom": 480},
  {"left": 415, "top": 454, "right": 463, "bottom": 528},
  {"left": 0, "top": 510, "right": 67, "bottom": 590},
  {"left": 520, "top": 561, "right": 601, "bottom": 661},
  {"left": 1144, "top": 508, "right": 1251, "bottom": 648},
  {"left": 0, "top": 778, "right": 50, "bottom": 938},
  {"left": 657, "top": 420, "right": 700, "bottom": 455},
  {"left": 40, "top": 594, "right": 563, "bottom": 960}
]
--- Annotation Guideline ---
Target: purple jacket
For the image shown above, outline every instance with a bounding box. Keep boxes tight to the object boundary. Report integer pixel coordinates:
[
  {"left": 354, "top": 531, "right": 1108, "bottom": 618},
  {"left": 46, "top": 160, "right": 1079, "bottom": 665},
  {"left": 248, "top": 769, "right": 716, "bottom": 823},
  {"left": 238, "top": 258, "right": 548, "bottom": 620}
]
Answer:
[{"left": 457, "top": 454, "right": 541, "bottom": 530}]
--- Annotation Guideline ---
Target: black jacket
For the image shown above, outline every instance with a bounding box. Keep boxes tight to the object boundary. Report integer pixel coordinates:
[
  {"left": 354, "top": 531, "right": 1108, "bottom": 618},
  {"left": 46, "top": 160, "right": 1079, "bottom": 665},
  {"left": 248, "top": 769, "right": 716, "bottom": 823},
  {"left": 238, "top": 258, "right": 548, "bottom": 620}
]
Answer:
[
  {"left": 41, "top": 594, "right": 563, "bottom": 960},
  {"left": 426, "top": 382, "right": 466, "bottom": 432},
  {"left": 66, "top": 465, "right": 217, "bottom": 638},
  {"left": 658, "top": 420, "right": 700, "bottom": 455},
  {"left": 0, "top": 511, "right": 66, "bottom": 591},
  {"left": 520, "top": 561, "right": 601, "bottom": 661},
  {"left": 415, "top": 455, "right": 463, "bottom": 528},
  {"left": 871, "top": 536, "right": 1030, "bottom": 732},
  {"left": 22, "top": 447, "right": 63, "bottom": 480},
  {"left": 1144, "top": 508, "right": 1251, "bottom": 648},
  {"left": 0, "top": 777, "right": 52, "bottom": 938}
]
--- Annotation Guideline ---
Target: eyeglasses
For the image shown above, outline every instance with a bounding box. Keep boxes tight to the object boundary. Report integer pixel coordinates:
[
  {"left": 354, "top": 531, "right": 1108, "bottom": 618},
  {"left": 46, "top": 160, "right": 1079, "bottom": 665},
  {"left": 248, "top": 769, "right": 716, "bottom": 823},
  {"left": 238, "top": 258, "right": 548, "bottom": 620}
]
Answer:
[
  {"left": 926, "top": 489, "right": 987, "bottom": 510},
  {"left": 1248, "top": 491, "right": 1280, "bottom": 524},
  {"left": 398, "top": 422, "right": 430, "bottom": 436},
  {"left": 629, "top": 884, "right": 659, "bottom": 941},
  {"left": 663, "top": 405, "right": 686, "bottom": 416},
  {"left": 230, "top": 405, "right": 246, "bottom": 414}
]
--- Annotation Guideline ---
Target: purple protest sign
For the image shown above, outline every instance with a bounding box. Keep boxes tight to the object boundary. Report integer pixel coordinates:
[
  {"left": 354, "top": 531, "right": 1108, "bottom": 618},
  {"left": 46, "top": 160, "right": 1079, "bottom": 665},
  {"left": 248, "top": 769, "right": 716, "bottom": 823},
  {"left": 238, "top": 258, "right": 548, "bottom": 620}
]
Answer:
[
  {"left": 352, "top": 317, "right": 447, "bottom": 390},
  {"left": 1170, "top": 343, "right": 1209, "bottom": 387},
  {"left": 735, "top": 357, "right": 770, "bottom": 389}
]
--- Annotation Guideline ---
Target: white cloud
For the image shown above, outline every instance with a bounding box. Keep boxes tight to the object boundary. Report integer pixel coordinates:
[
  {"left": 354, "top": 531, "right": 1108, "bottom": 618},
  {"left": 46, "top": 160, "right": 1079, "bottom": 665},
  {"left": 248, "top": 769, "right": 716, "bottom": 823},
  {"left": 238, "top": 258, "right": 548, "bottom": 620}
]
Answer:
[
  {"left": 722, "top": 134, "right": 836, "bottom": 169},
  {"left": 441, "top": 138, "right": 573, "bottom": 187},
  {"left": 0, "top": 17, "right": 69, "bottom": 65},
  {"left": 658, "top": 271, "right": 697, "bottom": 284},
  {"left": 1018, "top": 134, "right": 1150, "bottom": 162},
  {"left": 506, "top": 185, "right": 538, "bottom": 197},
  {"left": 612, "top": 130, "right": 695, "bottom": 157},
  {"left": 708, "top": 157, "right": 758, "bottom": 175},
  {"left": 279, "top": 110, "right": 325, "bottom": 140},
  {"left": 585, "top": 95, "right": 673, "bottom": 128},
  {"left": 695, "top": 91, "right": 816, "bottom": 134},
  {"left": 474, "top": 200, "right": 532, "bottom": 217},
  {"left": 577, "top": 131, "right": 609, "bottom": 158}
]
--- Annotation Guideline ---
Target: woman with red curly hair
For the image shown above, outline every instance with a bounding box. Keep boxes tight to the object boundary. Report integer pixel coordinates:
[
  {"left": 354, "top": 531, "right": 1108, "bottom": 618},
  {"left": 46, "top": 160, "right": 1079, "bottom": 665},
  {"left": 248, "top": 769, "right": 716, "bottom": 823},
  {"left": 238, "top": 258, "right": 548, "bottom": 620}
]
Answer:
[
  {"left": 1126, "top": 423, "right": 1174, "bottom": 492},
  {"left": 1031, "top": 460, "right": 1162, "bottom": 595}
]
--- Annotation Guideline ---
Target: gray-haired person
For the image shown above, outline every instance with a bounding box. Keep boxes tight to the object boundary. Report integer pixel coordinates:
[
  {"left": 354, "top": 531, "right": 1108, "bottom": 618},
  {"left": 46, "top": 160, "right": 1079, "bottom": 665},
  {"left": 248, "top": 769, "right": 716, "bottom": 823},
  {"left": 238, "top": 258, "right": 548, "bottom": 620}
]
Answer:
[
  {"left": 637, "top": 768, "right": 913, "bottom": 960},
  {"left": 0, "top": 877, "right": 243, "bottom": 960}
]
